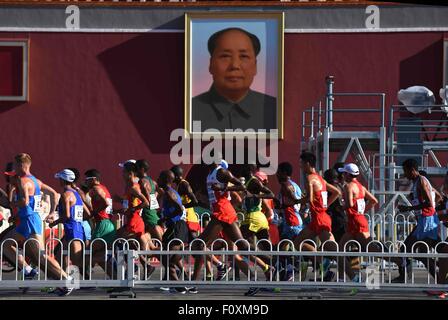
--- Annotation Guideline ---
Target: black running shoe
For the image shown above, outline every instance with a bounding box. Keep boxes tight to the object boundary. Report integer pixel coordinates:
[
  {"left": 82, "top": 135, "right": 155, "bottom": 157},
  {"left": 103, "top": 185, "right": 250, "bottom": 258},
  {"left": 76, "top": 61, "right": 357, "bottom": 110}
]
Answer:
[
  {"left": 170, "top": 287, "right": 187, "bottom": 294},
  {"left": 245, "top": 288, "right": 261, "bottom": 296}
]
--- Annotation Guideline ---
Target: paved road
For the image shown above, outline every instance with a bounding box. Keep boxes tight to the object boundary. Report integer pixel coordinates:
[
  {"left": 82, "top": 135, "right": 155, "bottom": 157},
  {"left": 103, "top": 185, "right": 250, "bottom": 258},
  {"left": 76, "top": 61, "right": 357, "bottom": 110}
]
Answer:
[{"left": 0, "top": 286, "right": 444, "bottom": 300}]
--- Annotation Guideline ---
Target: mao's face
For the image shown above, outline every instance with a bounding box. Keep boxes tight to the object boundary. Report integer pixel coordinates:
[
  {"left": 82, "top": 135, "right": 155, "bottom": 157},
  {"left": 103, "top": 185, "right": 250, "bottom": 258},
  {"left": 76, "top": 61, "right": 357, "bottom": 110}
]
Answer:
[{"left": 209, "top": 30, "right": 257, "bottom": 97}]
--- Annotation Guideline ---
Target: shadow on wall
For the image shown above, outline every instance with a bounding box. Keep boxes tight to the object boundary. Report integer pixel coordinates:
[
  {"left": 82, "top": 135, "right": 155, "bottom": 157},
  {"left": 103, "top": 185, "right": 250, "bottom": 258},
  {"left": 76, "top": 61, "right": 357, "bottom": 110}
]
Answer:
[
  {"left": 0, "top": 101, "right": 27, "bottom": 113},
  {"left": 399, "top": 39, "right": 443, "bottom": 99},
  {"left": 97, "top": 33, "right": 184, "bottom": 155},
  {"left": 398, "top": 38, "right": 445, "bottom": 143}
]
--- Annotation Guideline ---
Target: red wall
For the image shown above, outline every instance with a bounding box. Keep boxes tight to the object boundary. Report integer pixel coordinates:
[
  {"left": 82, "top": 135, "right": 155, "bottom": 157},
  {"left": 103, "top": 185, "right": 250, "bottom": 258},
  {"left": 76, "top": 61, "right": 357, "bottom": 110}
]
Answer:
[{"left": 0, "top": 32, "right": 444, "bottom": 196}]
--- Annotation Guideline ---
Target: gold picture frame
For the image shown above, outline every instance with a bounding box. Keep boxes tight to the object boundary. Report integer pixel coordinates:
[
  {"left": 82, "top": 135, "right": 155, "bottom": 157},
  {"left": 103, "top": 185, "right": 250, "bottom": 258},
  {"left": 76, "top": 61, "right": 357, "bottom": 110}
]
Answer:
[{"left": 184, "top": 12, "right": 284, "bottom": 140}]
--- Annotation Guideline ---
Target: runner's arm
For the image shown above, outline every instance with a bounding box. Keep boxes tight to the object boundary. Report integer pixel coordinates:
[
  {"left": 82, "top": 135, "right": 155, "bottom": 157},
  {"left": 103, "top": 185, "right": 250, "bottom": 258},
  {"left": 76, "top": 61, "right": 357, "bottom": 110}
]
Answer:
[
  {"left": 49, "top": 192, "right": 71, "bottom": 227},
  {"left": 90, "top": 186, "right": 108, "bottom": 215},
  {"left": 299, "top": 177, "right": 312, "bottom": 206},
  {"left": 13, "top": 178, "right": 29, "bottom": 208},
  {"left": 326, "top": 182, "right": 341, "bottom": 207},
  {"left": 83, "top": 201, "right": 91, "bottom": 220},
  {"left": 249, "top": 179, "right": 275, "bottom": 199},
  {"left": 39, "top": 182, "right": 59, "bottom": 215},
  {"left": 363, "top": 187, "right": 378, "bottom": 212},
  {"left": 402, "top": 177, "right": 433, "bottom": 212},
  {"left": 127, "top": 187, "right": 149, "bottom": 216},
  {"left": 138, "top": 179, "right": 151, "bottom": 207},
  {"left": 216, "top": 169, "right": 245, "bottom": 192},
  {"left": 281, "top": 184, "right": 300, "bottom": 207},
  {"left": 179, "top": 181, "right": 198, "bottom": 208},
  {"left": 342, "top": 184, "right": 353, "bottom": 209}
]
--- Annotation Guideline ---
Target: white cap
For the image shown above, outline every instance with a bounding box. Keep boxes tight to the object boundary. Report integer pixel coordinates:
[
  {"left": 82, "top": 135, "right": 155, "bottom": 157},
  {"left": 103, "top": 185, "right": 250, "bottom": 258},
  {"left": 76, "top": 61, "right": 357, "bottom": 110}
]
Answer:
[
  {"left": 118, "top": 159, "right": 136, "bottom": 168},
  {"left": 55, "top": 169, "right": 76, "bottom": 182},
  {"left": 220, "top": 159, "right": 229, "bottom": 170},
  {"left": 338, "top": 163, "right": 360, "bottom": 176}
]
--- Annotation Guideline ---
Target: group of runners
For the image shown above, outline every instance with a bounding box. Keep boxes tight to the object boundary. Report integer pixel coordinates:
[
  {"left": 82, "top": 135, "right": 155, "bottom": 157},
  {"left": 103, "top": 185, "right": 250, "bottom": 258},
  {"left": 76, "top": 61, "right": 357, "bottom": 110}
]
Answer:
[{"left": 0, "top": 152, "right": 447, "bottom": 296}]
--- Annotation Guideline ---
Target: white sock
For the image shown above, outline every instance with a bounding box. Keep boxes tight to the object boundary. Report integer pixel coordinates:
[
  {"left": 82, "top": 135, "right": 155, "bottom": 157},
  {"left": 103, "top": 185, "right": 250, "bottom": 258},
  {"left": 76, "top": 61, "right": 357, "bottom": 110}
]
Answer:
[{"left": 24, "top": 266, "right": 33, "bottom": 274}]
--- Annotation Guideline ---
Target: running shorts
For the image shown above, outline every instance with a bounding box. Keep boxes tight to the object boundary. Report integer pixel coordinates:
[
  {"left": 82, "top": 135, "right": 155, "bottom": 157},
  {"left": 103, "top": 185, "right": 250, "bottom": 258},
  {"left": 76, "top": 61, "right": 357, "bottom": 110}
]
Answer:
[
  {"left": 16, "top": 213, "right": 42, "bottom": 238},
  {"left": 212, "top": 199, "right": 237, "bottom": 225},
  {"left": 163, "top": 220, "right": 189, "bottom": 246},
  {"left": 241, "top": 210, "right": 269, "bottom": 233},
  {"left": 142, "top": 207, "right": 160, "bottom": 228},
  {"left": 92, "top": 219, "right": 117, "bottom": 244},
  {"left": 308, "top": 212, "right": 332, "bottom": 235},
  {"left": 126, "top": 213, "right": 145, "bottom": 237},
  {"left": 347, "top": 214, "right": 370, "bottom": 235}
]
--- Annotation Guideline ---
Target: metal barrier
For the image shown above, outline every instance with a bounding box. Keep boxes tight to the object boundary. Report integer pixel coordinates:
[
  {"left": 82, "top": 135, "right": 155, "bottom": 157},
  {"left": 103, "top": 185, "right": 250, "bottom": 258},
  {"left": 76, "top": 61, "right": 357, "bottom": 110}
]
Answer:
[{"left": 2, "top": 238, "right": 448, "bottom": 293}]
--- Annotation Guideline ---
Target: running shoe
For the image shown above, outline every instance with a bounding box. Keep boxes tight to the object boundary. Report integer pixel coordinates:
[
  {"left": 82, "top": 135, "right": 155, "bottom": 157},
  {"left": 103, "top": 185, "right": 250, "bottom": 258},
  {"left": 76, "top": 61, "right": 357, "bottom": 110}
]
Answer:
[
  {"left": 159, "top": 287, "right": 170, "bottom": 292},
  {"left": 187, "top": 287, "right": 198, "bottom": 294},
  {"left": 244, "top": 287, "right": 261, "bottom": 296},
  {"left": 24, "top": 268, "right": 39, "bottom": 280},
  {"left": 170, "top": 287, "right": 187, "bottom": 294},
  {"left": 216, "top": 264, "right": 232, "bottom": 281},
  {"left": 53, "top": 287, "right": 74, "bottom": 297}
]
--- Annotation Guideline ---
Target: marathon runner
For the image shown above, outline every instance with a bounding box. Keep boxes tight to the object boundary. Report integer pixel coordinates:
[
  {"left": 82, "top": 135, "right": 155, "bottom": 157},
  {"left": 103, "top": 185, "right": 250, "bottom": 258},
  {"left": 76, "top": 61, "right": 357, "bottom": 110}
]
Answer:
[
  {"left": 115, "top": 161, "right": 156, "bottom": 279},
  {"left": 49, "top": 169, "right": 91, "bottom": 279},
  {"left": 158, "top": 170, "right": 189, "bottom": 294},
  {"left": 1, "top": 154, "right": 73, "bottom": 296},
  {"left": 136, "top": 159, "right": 164, "bottom": 244},
  {"left": 67, "top": 168, "right": 92, "bottom": 248},
  {"left": 391, "top": 159, "right": 439, "bottom": 283},
  {"left": 84, "top": 169, "right": 116, "bottom": 278},
  {"left": 170, "top": 165, "right": 200, "bottom": 242},
  {"left": 293, "top": 152, "right": 341, "bottom": 280},
  {"left": 240, "top": 164, "right": 275, "bottom": 264},
  {"left": 190, "top": 161, "right": 250, "bottom": 293},
  {"left": 336, "top": 163, "right": 379, "bottom": 282}
]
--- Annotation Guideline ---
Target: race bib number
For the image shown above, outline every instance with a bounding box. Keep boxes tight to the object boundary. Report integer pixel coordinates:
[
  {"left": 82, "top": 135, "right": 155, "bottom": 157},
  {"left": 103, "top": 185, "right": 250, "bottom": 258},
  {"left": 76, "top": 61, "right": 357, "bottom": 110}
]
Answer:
[
  {"left": 74, "top": 205, "right": 84, "bottom": 222},
  {"left": 122, "top": 200, "right": 129, "bottom": 210},
  {"left": 321, "top": 191, "right": 328, "bottom": 208},
  {"left": 356, "top": 199, "right": 366, "bottom": 215},
  {"left": 105, "top": 198, "right": 113, "bottom": 215},
  {"left": 33, "top": 195, "right": 42, "bottom": 212},
  {"left": 149, "top": 194, "right": 159, "bottom": 210}
]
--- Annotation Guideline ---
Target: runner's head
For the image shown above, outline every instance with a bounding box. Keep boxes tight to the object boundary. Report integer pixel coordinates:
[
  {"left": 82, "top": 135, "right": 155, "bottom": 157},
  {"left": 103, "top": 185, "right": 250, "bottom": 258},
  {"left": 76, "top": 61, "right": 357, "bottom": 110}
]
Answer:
[
  {"left": 300, "top": 152, "right": 316, "bottom": 174},
  {"left": 67, "top": 167, "right": 80, "bottom": 184},
  {"left": 14, "top": 153, "right": 32, "bottom": 175},
  {"left": 333, "top": 162, "right": 345, "bottom": 183},
  {"left": 337, "top": 163, "right": 359, "bottom": 182},
  {"left": 241, "top": 164, "right": 257, "bottom": 180},
  {"left": 323, "top": 168, "right": 338, "bottom": 185},
  {"left": 276, "top": 162, "right": 293, "bottom": 183},
  {"left": 135, "top": 159, "right": 150, "bottom": 178},
  {"left": 402, "top": 158, "right": 419, "bottom": 180},
  {"left": 122, "top": 162, "right": 138, "bottom": 183},
  {"left": 55, "top": 169, "right": 76, "bottom": 187},
  {"left": 158, "top": 170, "right": 175, "bottom": 189},
  {"left": 84, "top": 169, "right": 101, "bottom": 188},
  {"left": 170, "top": 165, "right": 183, "bottom": 183}
]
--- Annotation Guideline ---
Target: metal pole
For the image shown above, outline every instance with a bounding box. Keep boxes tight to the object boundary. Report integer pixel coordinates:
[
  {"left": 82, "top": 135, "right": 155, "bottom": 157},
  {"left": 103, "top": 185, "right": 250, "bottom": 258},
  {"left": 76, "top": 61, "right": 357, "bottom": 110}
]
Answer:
[{"left": 326, "top": 76, "right": 335, "bottom": 131}]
